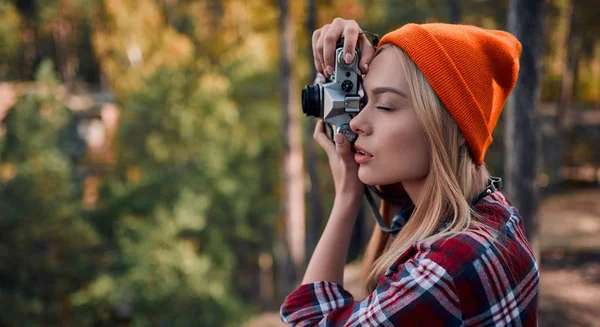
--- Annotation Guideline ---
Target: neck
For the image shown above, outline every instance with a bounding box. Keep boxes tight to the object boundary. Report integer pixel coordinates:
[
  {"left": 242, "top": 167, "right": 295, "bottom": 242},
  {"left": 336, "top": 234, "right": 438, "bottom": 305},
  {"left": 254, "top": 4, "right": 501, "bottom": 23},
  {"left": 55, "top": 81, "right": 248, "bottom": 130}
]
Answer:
[
  {"left": 400, "top": 176, "right": 427, "bottom": 207},
  {"left": 377, "top": 180, "right": 424, "bottom": 215}
]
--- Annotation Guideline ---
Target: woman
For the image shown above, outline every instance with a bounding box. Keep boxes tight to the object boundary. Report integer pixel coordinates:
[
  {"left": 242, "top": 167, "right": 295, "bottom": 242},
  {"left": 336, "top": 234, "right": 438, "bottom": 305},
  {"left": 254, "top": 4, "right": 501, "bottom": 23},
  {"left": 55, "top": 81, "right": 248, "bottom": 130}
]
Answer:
[{"left": 280, "top": 18, "right": 539, "bottom": 326}]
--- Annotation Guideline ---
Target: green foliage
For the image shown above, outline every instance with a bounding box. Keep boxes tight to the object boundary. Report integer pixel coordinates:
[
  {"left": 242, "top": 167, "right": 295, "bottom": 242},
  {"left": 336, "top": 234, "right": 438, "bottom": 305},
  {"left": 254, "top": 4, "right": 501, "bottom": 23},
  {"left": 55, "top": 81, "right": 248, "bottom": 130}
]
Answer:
[
  {"left": 0, "top": 1, "right": 22, "bottom": 79},
  {"left": 83, "top": 58, "right": 276, "bottom": 324},
  {"left": 84, "top": 0, "right": 282, "bottom": 317},
  {"left": 0, "top": 60, "right": 96, "bottom": 326},
  {"left": 2, "top": 0, "right": 600, "bottom": 325}
]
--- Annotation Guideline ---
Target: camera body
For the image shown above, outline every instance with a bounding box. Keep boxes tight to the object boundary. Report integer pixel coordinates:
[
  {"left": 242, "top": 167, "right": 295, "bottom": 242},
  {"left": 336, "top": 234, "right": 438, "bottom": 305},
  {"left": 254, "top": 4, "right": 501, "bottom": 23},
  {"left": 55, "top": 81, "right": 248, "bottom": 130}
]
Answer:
[{"left": 302, "top": 38, "right": 362, "bottom": 143}]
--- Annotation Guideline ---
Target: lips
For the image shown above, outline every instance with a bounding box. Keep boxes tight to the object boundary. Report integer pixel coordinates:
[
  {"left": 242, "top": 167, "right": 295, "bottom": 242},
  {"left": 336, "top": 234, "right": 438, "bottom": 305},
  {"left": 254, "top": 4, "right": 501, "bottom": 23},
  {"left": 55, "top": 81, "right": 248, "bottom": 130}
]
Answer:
[
  {"left": 354, "top": 144, "right": 373, "bottom": 164},
  {"left": 354, "top": 144, "right": 373, "bottom": 157}
]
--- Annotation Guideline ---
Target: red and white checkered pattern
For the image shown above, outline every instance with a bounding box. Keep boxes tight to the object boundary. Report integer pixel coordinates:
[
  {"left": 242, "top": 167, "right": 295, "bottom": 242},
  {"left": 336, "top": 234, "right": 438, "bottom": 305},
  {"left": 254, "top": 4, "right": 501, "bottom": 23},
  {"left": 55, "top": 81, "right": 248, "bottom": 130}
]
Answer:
[{"left": 280, "top": 191, "right": 539, "bottom": 326}]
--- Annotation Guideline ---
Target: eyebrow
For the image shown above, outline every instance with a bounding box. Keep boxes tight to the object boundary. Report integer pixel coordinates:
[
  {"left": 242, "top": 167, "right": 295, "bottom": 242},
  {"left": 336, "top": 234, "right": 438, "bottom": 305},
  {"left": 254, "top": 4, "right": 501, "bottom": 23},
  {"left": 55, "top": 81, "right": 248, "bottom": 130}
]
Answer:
[{"left": 370, "top": 86, "right": 408, "bottom": 98}]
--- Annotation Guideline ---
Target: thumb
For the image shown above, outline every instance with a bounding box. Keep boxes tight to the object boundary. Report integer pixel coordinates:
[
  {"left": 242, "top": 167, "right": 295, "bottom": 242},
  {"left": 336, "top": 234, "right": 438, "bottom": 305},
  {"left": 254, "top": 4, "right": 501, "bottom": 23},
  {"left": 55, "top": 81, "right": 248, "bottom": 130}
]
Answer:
[{"left": 334, "top": 133, "right": 355, "bottom": 163}]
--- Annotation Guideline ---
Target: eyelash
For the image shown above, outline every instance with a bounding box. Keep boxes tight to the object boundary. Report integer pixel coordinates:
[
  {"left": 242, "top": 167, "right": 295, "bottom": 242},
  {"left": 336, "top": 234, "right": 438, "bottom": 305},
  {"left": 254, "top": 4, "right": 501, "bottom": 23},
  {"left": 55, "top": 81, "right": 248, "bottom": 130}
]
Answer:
[
  {"left": 359, "top": 97, "right": 395, "bottom": 112},
  {"left": 376, "top": 106, "right": 395, "bottom": 112}
]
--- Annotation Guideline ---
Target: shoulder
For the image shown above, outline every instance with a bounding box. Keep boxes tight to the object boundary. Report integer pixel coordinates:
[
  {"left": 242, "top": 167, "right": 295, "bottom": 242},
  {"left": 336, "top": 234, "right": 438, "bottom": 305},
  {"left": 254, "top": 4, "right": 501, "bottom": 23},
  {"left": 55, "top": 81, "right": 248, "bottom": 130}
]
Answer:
[
  {"left": 389, "top": 190, "right": 538, "bottom": 292},
  {"left": 377, "top": 191, "right": 538, "bottom": 323},
  {"left": 384, "top": 190, "right": 537, "bottom": 282}
]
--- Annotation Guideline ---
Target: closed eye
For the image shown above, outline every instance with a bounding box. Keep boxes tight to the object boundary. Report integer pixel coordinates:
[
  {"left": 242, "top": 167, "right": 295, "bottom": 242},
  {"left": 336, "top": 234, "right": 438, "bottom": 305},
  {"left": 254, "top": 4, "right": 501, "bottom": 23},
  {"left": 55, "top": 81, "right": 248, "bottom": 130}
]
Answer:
[
  {"left": 376, "top": 106, "right": 395, "bottom": 112},
  {"left": 359, "top": 94, "right": 396, "bottom": 112}
]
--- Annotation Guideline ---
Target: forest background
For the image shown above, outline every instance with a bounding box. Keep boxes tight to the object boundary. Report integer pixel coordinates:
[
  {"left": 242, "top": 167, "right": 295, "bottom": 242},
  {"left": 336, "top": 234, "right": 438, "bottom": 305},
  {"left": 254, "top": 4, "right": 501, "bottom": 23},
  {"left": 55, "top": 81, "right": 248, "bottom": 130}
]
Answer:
[{"left": 0, "top": 0, "right": 599, "bottom": 326}]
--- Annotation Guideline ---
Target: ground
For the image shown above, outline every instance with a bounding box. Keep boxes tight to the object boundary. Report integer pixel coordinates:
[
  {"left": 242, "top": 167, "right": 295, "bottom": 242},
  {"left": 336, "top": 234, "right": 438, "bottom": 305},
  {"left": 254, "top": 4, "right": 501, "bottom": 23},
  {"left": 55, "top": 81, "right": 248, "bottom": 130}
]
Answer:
[
  {"left": 537, "top": 188, "right": 600, "bottom": 327},
  {"left": 245, "top": 188, "right": 600, "bottom": 327}
]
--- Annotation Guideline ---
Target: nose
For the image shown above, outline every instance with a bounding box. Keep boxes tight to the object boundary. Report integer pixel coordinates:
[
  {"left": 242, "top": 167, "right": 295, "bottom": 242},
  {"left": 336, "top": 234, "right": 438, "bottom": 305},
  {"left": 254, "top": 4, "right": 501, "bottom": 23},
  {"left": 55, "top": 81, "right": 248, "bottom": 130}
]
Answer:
[{"left": 350, "top": 109, "right": 370, "bottom": 136}]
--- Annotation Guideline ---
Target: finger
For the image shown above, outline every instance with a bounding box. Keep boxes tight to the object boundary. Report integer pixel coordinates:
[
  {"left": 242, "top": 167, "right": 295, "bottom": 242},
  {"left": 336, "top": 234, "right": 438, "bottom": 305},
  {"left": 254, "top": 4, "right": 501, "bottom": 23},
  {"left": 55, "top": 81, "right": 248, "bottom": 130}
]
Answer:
[
  {"left": 333, "top": 133, "right": 355, "bottom": 165},
  {"left": 313, "top": 72, "right": 326, "bottom": 84},
  {"left": 313, "top": 120, "right": 336, "bottom": 157},
  {"left": 323, "top": 18, "right": 345, "bottom": 76},
  {"left": 315, "top": 25, "right": 330, "bottom": 76},
  {"left": 342, "top": 21, "right": 360, "bottom": 65},
  {"left": 312, "top": 29, "right": 323, "bottom": 74},
  {"left": 358, "top": 34, "right": 376, "bottom": 74}
]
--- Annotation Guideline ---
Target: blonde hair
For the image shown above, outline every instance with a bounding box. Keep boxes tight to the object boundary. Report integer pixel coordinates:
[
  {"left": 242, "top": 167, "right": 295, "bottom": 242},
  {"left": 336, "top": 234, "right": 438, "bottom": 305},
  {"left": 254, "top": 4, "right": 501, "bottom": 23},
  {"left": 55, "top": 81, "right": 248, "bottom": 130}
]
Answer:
[{"left": 362, "top": 44, "right": 491, "bottom": 293}]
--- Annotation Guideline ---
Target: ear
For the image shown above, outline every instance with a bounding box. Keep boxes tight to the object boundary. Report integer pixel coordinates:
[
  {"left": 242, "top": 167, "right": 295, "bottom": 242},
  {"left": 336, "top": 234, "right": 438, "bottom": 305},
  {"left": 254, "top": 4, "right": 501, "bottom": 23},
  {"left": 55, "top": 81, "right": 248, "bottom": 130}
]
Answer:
[{"left": 458, "top": 135, "right": 467, "bottom": 147}]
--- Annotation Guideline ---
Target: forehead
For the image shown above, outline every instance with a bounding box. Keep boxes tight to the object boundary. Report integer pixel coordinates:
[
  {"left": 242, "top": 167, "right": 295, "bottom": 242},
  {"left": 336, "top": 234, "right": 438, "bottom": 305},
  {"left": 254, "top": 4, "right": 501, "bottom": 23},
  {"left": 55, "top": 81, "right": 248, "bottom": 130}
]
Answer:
[{"left": 362, "top": 47, "right": 407, "bottom": 91}]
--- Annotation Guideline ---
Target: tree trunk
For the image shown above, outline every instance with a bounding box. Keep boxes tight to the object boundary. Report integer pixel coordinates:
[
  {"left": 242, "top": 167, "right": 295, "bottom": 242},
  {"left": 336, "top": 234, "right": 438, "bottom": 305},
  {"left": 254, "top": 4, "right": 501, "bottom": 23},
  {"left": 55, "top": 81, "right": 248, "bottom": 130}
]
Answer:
[
  {"left": 54, "top": 0, "right": 79, "bottom": 91},
  {"left": 15, "top": 0, "right": 37, "bottom": 80},
  {"left": 304, "top": 0, "right": 322, "bottom": 266},
  {"left": 276, "top": 0, "right": 305, "bottom": 299},
  {"left": 505, "top": 0, "right": 545, "bottom": 259},
  {"left": 549, "top": 1, "right": 577, "bottom": 192},
  {"left": 448, "top": 0, "right": 462, "bottom": 24}
]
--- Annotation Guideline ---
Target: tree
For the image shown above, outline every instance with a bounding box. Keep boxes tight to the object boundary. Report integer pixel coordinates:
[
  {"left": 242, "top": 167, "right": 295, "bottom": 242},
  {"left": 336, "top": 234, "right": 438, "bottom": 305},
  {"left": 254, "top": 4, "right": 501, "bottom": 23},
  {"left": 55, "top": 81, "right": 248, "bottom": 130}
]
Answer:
[
  {"left": 13, "top": 0, "right": 37, "bottom": 80},
  {"left": 52, "top": 0, "right": 81, "bottom": 90},
  {"left": 276, "top": 0, "right": 306, "bottom": 299},
  {"left": 548, "top": 0, "right": 577, "bottom": 191},
  {"left": 546, "top": 0, "right": 600, "bottom": 189},
  {"left": 0, "top": 60, "right": 97, "bottom": 326},
  {"left": 87, "top": 0, "right": 284, "bottom": 324},
  {"left": 448, "top": 0, "right": 462, "bottom": 23},
  {"left": 505, "top": 0, "right": 545, "bottom": 256},
  {"left": 304, "top": 0, "right": 322, "bottom": 272},
  {"left": 0, "top": 1, "right": 23, "bottom": 80},
  {"left": 9, "top": 0, "right": 93, "bottom": 84}
]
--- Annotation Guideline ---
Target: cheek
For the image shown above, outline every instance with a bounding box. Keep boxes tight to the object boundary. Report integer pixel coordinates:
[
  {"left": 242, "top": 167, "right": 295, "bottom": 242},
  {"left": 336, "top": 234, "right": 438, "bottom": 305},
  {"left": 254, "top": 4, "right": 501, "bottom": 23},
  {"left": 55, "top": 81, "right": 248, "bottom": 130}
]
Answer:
[
  {"left": 359, "top": 124, "right": 431, "bottom": 185},
  {"left": 387, "top": 131, "right": 430, "bottom": 179}
]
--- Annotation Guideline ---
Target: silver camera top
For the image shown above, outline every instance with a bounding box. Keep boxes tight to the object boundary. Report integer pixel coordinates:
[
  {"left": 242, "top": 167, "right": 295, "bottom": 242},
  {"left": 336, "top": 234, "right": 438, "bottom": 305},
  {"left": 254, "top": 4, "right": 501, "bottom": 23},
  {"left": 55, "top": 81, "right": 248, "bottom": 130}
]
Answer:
[{"left": 301, "top": 41, "right": 363, "bottom": 143}]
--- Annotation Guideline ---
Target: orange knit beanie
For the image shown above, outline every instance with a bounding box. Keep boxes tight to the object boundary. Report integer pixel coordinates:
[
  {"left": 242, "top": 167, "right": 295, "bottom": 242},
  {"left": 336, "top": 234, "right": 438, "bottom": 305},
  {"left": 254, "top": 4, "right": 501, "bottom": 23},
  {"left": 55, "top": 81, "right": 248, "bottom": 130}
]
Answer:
[{"left": 379, "top": 23, "right": 522, "bottom": 164}]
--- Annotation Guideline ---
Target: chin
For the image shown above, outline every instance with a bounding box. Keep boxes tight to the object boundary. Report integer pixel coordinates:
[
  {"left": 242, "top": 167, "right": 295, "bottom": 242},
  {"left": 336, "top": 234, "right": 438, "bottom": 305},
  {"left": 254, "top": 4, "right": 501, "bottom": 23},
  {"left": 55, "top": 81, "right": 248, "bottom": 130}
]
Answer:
[
  {"left": 358, "top": 167, "right": 394, "bottom": 186},
  {"left": 358, "top": 166, "right": 428, "bottom": 186}
]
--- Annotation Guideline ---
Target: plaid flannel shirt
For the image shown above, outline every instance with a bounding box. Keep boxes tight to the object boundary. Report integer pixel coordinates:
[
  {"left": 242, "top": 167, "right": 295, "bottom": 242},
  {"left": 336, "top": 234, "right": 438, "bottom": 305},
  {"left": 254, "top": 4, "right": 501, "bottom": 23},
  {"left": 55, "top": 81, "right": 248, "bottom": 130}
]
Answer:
[{"left": 280, "top": 191, "right": 539, "bottom": 326}]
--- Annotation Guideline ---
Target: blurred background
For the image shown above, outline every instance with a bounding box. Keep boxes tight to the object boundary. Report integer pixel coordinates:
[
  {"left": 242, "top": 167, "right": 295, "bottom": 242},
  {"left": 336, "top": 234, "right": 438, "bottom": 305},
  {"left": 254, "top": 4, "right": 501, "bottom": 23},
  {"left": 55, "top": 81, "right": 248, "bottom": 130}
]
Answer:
[{"left": 0, "top": 0, "right": 598, "bottom": 326}]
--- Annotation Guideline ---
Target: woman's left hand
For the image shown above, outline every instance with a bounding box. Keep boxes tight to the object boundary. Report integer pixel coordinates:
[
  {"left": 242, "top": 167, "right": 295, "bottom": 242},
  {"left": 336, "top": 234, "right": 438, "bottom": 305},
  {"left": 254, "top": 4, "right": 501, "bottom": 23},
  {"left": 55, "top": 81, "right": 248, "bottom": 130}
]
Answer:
[{"left": 311, "top": 18, "right": 375, "bottom": 77}]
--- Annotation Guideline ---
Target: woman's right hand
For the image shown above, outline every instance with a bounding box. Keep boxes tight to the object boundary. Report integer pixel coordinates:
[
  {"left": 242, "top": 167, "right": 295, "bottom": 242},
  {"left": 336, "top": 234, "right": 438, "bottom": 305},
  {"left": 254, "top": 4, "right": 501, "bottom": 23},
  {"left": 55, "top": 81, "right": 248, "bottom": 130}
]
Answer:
[
  {"left": 313, "top": 120, "right": 364, "bottom": 199},
  {"left": 311, "top": 18, "right": 376, "bottom": 77}
]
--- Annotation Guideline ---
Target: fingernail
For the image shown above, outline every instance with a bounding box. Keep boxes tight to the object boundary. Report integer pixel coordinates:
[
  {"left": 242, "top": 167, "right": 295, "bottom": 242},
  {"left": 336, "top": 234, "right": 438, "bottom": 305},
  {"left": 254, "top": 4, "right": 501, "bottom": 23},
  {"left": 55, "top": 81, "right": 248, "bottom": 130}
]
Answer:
[
  {"left": 345, "top": 52, "right": 353, "bottom": 64},
  {"left": 334, "top": 133, "right": 345, "bottom": 144},
  {"left": 326, "top": 65, "right": 333, "bottom": 76},
  {"left": 314, "top": 73, "right": 325, "bottom": 84},
  {"left": 363, "top": 64, "right": 369, "bottom": 73}
]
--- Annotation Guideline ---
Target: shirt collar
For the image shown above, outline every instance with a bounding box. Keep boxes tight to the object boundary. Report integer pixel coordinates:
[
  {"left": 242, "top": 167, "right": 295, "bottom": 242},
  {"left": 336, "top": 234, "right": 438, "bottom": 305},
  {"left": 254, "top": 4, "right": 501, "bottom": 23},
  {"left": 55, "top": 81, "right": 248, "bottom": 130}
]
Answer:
[{"left": 389, "top": 204, "right": 415, "bottom": 237}]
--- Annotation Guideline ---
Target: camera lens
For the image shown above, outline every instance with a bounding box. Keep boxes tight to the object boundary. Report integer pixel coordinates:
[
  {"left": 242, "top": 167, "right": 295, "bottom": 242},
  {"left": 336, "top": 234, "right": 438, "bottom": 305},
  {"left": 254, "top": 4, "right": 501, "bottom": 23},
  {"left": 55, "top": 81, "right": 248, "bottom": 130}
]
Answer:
[{"left": 302, "top": 85, "right": 321, "bottom": 118}]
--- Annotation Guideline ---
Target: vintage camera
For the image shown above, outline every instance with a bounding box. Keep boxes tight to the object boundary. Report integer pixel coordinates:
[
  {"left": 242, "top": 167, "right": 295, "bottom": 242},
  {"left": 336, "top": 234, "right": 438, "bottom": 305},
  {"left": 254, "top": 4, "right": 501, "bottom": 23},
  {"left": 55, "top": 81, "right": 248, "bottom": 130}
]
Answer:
[{"left": 302, "top": 37, "right": 362, "bottom": 143}]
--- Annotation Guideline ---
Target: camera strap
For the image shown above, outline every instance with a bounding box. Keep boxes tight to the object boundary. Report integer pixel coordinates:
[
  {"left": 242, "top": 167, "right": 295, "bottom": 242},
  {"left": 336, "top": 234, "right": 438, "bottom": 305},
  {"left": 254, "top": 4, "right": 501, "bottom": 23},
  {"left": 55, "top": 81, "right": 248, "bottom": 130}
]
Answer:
[
  {"left": 364, "top": 177, "right": 503, "bottom": 237},
  {"left": 358, "top": 31, "right": 380, "bottom": 48},
  {"left": 364, "top": 185, "right": 406, "bottom": 236}
]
